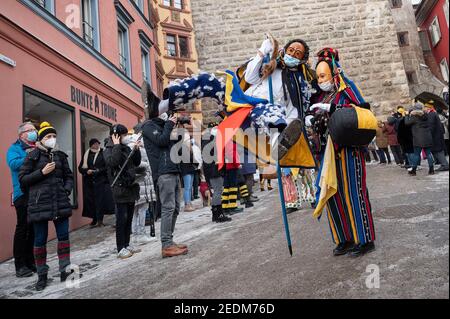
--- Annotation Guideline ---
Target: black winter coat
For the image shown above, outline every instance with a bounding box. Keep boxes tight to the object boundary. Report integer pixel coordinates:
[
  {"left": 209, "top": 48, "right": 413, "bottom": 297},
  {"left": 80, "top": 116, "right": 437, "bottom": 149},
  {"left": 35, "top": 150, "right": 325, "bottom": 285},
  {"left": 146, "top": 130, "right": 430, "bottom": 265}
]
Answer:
[
  {"left": 19, "top": 145, "right": 74, "bottom": 223},
  {"left": 78, "top": 149, "right": 114, "bottom": 218},
  {"left": 104, "top": 139, "right": 141, "bottom": 204},
  {"left": 405, "top": 112, "right": 433, "bottom": 148},
  {"left": 201, "top": 133, "right": 223, "bottom": 182},
  {"left": 426, "top": 111, "right": 446, "bottom": 152},
  {"left": 397, "top": 117, "right": 414, "bottom": 154},
  {"left": 142, "top": 118, "right": 180, "bottom": 183}
]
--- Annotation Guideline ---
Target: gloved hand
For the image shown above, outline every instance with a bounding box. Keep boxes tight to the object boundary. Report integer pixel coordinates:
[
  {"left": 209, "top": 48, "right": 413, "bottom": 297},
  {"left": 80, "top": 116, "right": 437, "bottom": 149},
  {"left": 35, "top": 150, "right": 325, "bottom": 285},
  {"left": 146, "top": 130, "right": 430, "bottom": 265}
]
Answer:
[
  {"left": 310, "top": 103, "right": 332, "bottom": 113},
  {"left": 259, "top": 38, "right": 273, "bottom": 57},
  {"left": 305, "top": 115, "right": 314, "bottom": 127}
]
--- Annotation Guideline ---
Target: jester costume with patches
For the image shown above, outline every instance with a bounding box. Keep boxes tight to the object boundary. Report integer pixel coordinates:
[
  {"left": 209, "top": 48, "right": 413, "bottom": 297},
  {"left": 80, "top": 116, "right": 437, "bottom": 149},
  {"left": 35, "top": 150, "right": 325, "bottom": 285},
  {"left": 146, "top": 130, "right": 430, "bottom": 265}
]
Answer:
[{"left": 311, "top": 48, "right": 376, "bottom": 257}]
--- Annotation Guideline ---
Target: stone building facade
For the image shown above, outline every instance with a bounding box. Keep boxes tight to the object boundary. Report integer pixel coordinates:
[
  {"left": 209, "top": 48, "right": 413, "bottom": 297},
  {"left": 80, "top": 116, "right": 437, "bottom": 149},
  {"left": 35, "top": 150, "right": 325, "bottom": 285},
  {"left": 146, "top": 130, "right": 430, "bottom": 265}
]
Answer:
[{"left": 190, "top": 0, "right": 445, "bottom": 123}]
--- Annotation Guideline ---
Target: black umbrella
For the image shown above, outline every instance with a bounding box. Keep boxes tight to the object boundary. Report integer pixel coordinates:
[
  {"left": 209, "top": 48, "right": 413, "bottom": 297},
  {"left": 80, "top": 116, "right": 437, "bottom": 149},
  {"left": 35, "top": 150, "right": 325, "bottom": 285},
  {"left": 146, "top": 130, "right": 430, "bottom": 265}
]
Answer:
[{"left": 415, "top": 92, "right": 448, "bottom": 111}]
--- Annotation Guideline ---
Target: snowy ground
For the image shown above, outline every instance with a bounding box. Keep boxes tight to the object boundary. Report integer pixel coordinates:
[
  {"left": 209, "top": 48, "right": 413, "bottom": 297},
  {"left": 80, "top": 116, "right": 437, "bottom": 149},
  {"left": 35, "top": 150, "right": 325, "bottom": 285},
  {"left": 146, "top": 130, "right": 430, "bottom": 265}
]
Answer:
[{"left": 0, "top": 165, "right": 448, "bottom": 299}]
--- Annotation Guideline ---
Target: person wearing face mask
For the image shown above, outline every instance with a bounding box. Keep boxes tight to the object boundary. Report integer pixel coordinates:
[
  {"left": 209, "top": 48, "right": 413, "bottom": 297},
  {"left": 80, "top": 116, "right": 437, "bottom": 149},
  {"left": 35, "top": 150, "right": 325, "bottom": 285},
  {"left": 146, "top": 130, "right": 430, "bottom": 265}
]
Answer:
[
  {"left": 104, "top": 124, "right": 142, "bottom": 259},
  {"left": 78, "top": 138, "right": 113, "bottom": 228},
  {"left": 18, "top": 122, "right": 75, "bottom": 291},
  {"left": 6, "top": 122, "right": 38, "bottom": 278},
  {"left": 309, "top": 48, "right": 376, "bottom": 258},
  {"left": 142, "top": 113, "right": 189, "bottom": 258}
]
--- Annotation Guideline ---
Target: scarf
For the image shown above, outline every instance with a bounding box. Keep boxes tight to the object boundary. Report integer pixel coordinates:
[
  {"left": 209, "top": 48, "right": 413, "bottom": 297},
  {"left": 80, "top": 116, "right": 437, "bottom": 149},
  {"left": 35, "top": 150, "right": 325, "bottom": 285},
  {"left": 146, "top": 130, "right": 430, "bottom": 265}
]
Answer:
[
  {"left": 82, "top": 148, "right": 100, "bottom": 169},
  {"left": 281, "top": 66, "right": 313, "bottom": 120}
]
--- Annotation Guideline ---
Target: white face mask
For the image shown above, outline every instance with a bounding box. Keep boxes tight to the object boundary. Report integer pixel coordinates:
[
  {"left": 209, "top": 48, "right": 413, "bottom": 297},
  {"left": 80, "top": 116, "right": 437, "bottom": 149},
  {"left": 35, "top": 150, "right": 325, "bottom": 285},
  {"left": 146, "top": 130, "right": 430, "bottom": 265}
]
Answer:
[
  {"left": 43, "top": 137, "right": 56, "bottom": 149},
  {"left": 319, "top": 80, "right": 335, "bottom": 92},
  {"left": 121, "top": 136, "right": 132, "bottom": 145}
]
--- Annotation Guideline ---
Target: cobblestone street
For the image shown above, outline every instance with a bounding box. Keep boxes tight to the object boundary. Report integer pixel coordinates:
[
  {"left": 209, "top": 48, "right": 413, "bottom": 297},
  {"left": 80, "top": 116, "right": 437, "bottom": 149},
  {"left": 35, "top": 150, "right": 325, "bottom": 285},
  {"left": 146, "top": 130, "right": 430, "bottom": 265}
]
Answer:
[{"left": 0, "top": 165, "right": 448, "bottom": 299}]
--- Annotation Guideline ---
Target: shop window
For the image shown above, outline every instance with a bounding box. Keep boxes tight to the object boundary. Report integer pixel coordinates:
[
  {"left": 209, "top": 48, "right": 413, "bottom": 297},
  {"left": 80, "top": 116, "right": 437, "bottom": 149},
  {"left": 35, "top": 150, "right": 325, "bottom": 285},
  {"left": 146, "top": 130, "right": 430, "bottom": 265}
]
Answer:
[
  {"left": 23, "top": 88, "right": 77, "bottom": 207},
  {"left": 32, "top": 0, "right": 55, "bottom": 14},
  {"left": 429, "top": 16, "right": 442, "bottom": 47},
  {"left": 397, "top": 32, "right": 409, "bottom": 47},
  {"left": 80, "top": 112, "right": 111, "bottom": 155},
  {"left": 390, "top": 0, "right": 402, "bottom": 8},
  {"left": 440, "top": 58, "right": 449, "bottom": 83},
  {"left": 82, "top": 0, "right": 100, "bottom": 51}
]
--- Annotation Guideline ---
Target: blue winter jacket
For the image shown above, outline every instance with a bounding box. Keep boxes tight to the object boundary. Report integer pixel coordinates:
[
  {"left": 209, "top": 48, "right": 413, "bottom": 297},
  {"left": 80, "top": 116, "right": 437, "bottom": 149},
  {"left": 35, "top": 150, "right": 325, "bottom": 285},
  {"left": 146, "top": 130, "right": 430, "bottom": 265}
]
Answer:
[{"left": 6, "top": 140, "right": 30, "bottom": 202}]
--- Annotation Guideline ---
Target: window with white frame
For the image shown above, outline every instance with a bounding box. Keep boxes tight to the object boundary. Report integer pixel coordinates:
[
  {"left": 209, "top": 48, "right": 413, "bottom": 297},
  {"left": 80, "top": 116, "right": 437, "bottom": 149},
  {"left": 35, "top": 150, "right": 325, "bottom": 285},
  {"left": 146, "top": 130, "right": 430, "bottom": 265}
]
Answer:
[
  {"left": 444, "top": 0, "right": 449, "bottom": 27},
  {"left": 82, "top": 0, "right": 100, "bottom": 50},
  {"left": 118, "top": 22, "right": 131, "bottom": 76},
  {"left": 141, "top": 48, "right": 151, "bottom": 84},
  {"left": 440, "top": 58, "right": 449, "bottom": 83},
  {"left": 163, "top": 0, "right": 184, "bottom": 10},
  {"left": 166, "top": 34, "right": 177, "bottom": 57},
  {"left": 429, "top": 16, "right": 442, "bottom": 47}
]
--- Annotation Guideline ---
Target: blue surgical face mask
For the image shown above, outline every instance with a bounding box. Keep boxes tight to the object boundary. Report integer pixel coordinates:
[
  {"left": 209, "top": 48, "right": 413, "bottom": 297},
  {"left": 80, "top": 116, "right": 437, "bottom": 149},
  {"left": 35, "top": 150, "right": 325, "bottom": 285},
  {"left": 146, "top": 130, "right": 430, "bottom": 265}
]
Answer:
[
  {"left": 284, "top": 54, "right": 301, "bottom": 68},
  {"left": 26, "top": 131, "right": 38, "bottom": 142}
]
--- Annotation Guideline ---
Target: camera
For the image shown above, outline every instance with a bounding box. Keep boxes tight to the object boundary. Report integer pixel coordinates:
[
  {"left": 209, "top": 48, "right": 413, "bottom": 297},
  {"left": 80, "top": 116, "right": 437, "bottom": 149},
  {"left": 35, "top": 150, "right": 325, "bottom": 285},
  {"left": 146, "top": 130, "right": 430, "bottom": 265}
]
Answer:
[{"left": 178, "top": 116, "right": 192, "bottom": 125}]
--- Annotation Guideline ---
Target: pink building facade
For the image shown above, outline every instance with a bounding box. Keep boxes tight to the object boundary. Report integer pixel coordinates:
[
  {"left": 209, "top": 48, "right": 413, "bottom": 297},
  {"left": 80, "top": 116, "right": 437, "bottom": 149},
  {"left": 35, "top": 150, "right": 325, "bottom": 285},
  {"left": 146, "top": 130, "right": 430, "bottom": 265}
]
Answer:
[
  {"left": 0, "top": 0, "right": 158, "bottom": 262},
  {"left": 416, "top": 0, "right": 449, "bottom": 83}
]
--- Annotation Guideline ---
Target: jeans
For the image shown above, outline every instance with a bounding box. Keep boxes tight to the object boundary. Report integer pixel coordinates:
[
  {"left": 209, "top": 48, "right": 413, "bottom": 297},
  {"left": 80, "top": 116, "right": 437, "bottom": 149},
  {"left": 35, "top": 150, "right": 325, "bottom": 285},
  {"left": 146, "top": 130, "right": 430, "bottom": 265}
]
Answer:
[
  {"left": 432, "top": 150, "right": 449, "bottom": 169},
  {"left": 412, "top": 147, "right": 434, "bottom": 169},
  {"left": 377, "top": 148, "right": 391, "bottom": 164},
  {"left": 33, "top": 218, "right": 70, "bottom": 274},
  {"left": 13, "top": 196, "right": 34, "bottom": 271},
  {"left": 158, "top": 174, "right": 181, "bottom": 249},
  {"left": 116, "top": 203, "right": 135, "bottom": 252},
  {"left": 389, "top": 145, "right": 404, "bottom": 165},
  {"left": 182, "top": 173, "right": 194, "bottom": 204}
]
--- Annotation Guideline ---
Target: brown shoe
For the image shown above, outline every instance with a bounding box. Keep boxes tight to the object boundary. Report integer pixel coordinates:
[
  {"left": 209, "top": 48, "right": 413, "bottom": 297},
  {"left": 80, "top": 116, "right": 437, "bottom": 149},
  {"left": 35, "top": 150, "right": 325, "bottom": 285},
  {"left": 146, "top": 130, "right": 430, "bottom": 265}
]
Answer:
[
  {"left": 175, "top": 243, "right": 188, "bottom": 250},
  {"left": 162, "top": 245, "right": 188, "bottom": 258}
]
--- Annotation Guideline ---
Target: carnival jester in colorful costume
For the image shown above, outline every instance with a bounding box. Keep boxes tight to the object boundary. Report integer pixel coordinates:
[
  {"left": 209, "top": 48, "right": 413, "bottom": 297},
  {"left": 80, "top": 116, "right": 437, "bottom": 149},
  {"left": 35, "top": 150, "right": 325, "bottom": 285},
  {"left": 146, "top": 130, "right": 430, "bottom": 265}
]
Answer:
[{"left": 310, "top": 48, "right": 377, "bottom": 257}]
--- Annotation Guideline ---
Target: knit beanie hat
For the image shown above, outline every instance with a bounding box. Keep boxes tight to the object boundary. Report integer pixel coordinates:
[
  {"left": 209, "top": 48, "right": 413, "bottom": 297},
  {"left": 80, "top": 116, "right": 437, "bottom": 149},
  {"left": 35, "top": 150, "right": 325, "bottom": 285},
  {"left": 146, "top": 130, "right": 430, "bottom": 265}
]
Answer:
[
  {"left": 38, "top": 122, "right": 57, "bottom": 140},
  {"left": 110, "top": 124, "right": 128, "bottom": 136}
]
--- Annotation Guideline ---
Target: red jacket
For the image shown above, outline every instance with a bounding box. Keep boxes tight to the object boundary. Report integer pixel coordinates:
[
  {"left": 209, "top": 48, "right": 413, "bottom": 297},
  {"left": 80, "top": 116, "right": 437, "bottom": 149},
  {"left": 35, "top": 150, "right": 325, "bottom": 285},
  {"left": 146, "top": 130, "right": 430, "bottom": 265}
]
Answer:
[
  {"left": 225, "top": 141, "right": 240, "bottom": 170},
  {"left": 383, "top": 123, "right": 399, "bottom": 146}
]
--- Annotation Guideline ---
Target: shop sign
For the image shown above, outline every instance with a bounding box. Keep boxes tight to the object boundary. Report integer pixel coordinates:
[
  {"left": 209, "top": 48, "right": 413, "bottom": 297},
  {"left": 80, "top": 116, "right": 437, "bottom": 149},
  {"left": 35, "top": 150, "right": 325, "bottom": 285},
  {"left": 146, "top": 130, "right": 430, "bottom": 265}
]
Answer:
[{"left": 70, "top": 85, "right": 117, "bottom": 122}]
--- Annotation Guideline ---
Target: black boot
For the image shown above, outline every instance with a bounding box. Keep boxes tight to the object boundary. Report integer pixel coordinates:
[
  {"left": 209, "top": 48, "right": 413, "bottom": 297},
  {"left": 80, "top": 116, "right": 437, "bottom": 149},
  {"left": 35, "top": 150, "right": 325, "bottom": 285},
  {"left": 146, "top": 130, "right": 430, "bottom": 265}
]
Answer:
[
  {"left": 142, "top": 81, "right": 161, "bottom": 119},
  {"left": 16, "top": 266, "right": 33, "bottom": 278},
  {"left": 36, "top": 273, "right": 48, "bottom": 291},
  {"left": 333, "top": 242, "right": 354, "bottom": 256},
  {"left": 244, "top": 198, "right": 254, "bottom": 208},
  {"left": 212, "top": 206, "right": 232, "bottom": 223},
  {"left": 348, "top": 242, "right": 376, "bottom": 258},
  {"left": 408, "top": 168, "right": 417, "bottom": 176},
  {"left": 428, "top": 166, "right": 435, "bottom": 175},
  {"left": 273, "top": 119, "right": 303, "bottom": 160}
]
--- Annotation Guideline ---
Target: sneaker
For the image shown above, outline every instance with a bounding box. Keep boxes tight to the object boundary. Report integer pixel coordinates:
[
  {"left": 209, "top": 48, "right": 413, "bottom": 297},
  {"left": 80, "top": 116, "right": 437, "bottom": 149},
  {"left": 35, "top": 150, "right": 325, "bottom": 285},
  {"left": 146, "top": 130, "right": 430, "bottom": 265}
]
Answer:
[
  {"left": 126, "top": 246, "right": 142, "bottom": 254},
  {"left": 133, "top": 234, "right": 153, "bottom": 244},
  {"left": 117, "top": 248, "right": 133, "bottom": 259}
]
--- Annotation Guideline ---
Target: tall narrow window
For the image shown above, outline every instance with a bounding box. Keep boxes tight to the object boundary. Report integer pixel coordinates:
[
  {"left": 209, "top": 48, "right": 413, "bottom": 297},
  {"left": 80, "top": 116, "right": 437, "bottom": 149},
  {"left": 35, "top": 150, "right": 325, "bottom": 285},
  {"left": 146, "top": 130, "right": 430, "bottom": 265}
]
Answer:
[
  {"left": 440, "top": 59, "right": 449, "bottom": 83},
  {"left": 166, "top": 35, "right": 177, "bottom": 57},
  {"left": 444, "top": 0, "right": 449, "bottom": 27},
  {"left": 174, "top": 0, "right": 183, "bottom": 9},
  {"left": 133, "top": 0, "right": 144, "bottom": 12},
  {"left": 141, "top": 49, "right": 151, "bottom": 84},
  {"left": 179, "top": 36, "right": 190, "bottom": 58},
  {"left": 429, "top": 16, "right": 442, "bottom": 47},
  {"left": 118, "top": 24, "right": 130, "bottom": 76},
  {"left": 397, "top": 32, "right": 409, "bottom": 47},
  {"left": 82, "top": 0, "right": 100, "bottom": 50}
]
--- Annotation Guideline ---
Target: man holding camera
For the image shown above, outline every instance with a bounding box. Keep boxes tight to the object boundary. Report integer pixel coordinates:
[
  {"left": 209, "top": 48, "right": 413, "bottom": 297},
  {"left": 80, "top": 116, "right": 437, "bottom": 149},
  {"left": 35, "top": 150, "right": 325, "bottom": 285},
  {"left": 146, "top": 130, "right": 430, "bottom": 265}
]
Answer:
[{"left": 142, "top": 112, "right": 188, "bottom": 258}]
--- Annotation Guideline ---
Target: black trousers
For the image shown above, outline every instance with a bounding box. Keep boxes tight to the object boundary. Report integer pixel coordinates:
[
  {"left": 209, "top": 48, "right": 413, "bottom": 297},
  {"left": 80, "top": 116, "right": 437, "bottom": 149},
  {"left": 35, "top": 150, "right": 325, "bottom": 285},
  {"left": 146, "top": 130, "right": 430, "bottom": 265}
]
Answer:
[
  {"left": 13, "top": 196, "right": 34, "bottom": 271},
  {"left": 192, "top": 170, "right": 200, "bottom": 199},
  {"left": 115, "top": 203, "right": 135, "bottom": 252},
  {"left": 390, "top": 145, "right": 404, "bottom": 165}
]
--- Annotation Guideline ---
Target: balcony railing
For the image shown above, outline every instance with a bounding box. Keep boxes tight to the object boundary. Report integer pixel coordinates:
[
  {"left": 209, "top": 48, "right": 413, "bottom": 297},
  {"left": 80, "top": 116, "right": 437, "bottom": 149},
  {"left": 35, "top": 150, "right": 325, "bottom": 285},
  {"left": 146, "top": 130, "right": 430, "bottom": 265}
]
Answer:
[
  {"left": 83, "top": 21, "right": 95, "bottom": 47},
  {"left": 119, "top": 53, "right": 128, "bottom": 74}
]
